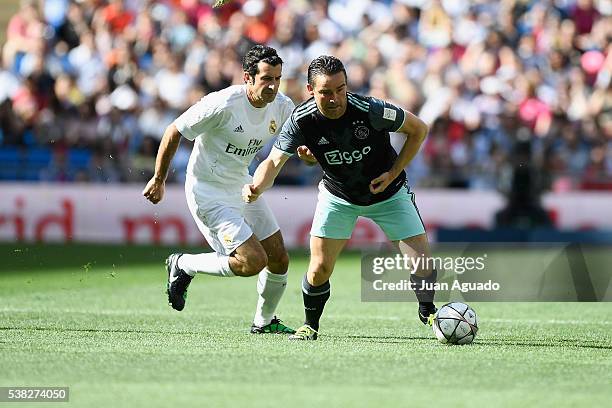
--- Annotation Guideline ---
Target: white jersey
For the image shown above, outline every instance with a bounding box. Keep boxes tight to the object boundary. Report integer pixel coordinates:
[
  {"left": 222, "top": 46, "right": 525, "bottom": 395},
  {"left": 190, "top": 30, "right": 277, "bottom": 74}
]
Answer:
[{"left": 174, "top": 85, "right": 295, "bottom": 186}]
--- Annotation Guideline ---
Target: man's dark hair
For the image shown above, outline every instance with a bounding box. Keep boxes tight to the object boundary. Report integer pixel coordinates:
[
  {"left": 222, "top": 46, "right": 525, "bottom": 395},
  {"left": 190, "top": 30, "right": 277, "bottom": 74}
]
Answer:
[
  {"left": 242, "top": 45, "right": 283, "bottom": 80},
  {"left": 307, "top": 55, "right": 347, "bottom": 86}
]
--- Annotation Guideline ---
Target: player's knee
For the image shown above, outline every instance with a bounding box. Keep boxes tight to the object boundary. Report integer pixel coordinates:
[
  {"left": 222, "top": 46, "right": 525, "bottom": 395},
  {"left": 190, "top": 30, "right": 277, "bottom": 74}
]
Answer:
[
  {"left": 243, "top": 252, "right": 268, "bottom": 276},
  {"left": 233, "top": 239, "right": 269, "bottom": 276},
  {"left": 308, "top": 263, "right": 332, "bottom": 286},
  {"left": 268, "top": 250, "right": 289, "bottom": 274}
]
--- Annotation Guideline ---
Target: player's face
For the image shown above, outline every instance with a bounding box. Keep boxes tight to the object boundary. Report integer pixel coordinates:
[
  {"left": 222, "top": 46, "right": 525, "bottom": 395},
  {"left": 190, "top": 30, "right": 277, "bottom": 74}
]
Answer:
[
  {"left": 308, "top": 72, "right": 347, "bottom": 119},
  {"left": 245, "top": 61, "right": 282, "bottom": 107}
]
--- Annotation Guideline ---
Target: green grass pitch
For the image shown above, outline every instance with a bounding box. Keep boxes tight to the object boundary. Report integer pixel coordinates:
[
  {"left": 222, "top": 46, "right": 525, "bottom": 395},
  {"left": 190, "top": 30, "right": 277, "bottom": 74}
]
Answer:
[{"left": 1, "top": 244, "right": 611, "bottom": 407}]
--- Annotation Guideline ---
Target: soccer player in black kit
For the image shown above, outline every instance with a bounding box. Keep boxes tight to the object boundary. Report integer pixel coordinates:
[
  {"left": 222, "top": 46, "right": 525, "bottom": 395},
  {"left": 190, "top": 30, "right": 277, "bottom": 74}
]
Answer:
[{"left": 243, "top": 56, "right": 437, "bottom": 340}]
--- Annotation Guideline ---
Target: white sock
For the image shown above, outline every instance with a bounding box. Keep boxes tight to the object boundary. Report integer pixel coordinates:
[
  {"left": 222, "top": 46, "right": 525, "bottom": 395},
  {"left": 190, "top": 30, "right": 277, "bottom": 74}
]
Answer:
[
  {"left": 253, "top": 268, "right": 288, "bottom": 327},
  {"left": 178, "top": 253, "right": 235, "bottom": 277}
]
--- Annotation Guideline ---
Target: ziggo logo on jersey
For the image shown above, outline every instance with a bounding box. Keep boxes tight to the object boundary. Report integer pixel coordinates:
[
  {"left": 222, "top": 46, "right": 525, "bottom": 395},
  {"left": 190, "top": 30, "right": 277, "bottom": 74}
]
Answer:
[{"left": 324, "top": 146, "right": 371, "bottom": 165}]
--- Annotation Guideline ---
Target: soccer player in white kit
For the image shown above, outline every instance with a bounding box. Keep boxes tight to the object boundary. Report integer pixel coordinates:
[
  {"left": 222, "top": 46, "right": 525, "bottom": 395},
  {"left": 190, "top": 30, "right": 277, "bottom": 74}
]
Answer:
[{"left": 142, "top": 45, "right": 295, "bottom": 334}]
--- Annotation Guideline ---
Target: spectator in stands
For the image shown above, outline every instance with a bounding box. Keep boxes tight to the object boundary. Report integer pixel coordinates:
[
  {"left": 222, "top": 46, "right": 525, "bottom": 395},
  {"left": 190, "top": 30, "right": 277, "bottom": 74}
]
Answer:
[{"left": 0, "top": 0, "right": 609, "bottom": 191}]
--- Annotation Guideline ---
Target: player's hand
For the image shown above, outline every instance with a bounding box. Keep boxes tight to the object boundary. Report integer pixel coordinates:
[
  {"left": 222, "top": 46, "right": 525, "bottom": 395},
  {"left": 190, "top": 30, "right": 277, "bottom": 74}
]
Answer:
[
  {"left": 297, "top": 145, "right": 317, "bottom": 166},
  {"left": 142, "top": 177, "right": 165, "bottom": 204},
  {"left": 369, "top": 172, "right": 394, "bottom": 194},
  {"left": 242, "top": 184, "right": 261, "bottom": 203}
]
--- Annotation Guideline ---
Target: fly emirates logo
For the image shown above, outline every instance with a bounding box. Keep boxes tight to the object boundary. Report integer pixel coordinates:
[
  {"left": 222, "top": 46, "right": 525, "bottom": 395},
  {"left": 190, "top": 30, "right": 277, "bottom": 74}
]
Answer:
[{"left": 225, "top": 138, "right": 263, "bottom": 157}]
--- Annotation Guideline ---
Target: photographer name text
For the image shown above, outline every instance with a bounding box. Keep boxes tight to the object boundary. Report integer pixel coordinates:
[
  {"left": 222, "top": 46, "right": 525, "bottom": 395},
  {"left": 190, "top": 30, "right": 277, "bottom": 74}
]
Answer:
[{"left": 372, "top": 279, "right": 501, "bottom": 292}]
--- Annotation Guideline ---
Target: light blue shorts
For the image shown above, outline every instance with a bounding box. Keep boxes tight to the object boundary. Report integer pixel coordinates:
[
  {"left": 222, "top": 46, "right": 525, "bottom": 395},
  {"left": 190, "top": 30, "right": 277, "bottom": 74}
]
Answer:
[{"left": 310, "top": 182, "right": 426, "bottom": 241}]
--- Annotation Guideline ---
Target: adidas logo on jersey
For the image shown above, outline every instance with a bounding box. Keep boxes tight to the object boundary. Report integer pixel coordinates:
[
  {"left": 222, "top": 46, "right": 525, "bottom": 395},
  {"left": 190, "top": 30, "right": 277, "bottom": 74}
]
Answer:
[
  {"left": 318, "top": 137, "right": 330, "bottom": 145},
  {"left": 234, "top": 125, "right": 244, "bottom": 133}
]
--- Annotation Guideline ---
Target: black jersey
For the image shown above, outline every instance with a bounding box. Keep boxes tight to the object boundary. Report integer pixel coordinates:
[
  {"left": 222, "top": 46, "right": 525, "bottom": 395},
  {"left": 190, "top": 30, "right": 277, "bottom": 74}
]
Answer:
[{"left": 274, "top": 92, "right": 406, "bottom": 205}]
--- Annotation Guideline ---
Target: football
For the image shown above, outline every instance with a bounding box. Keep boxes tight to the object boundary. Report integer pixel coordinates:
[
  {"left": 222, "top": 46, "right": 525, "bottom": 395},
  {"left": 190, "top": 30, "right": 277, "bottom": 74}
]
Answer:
[{"left": 432, "top": 302, "right": 478, "bottom": 345}]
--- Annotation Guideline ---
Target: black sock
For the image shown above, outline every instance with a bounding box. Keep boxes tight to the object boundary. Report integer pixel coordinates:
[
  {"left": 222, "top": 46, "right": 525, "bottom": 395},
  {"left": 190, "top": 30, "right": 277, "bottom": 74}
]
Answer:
[
  {"left": 302, "top": 275, "right": 330, "bottom": 331},
  {"left": 410, "top": 269, "right": 437, "bottom": 304}
]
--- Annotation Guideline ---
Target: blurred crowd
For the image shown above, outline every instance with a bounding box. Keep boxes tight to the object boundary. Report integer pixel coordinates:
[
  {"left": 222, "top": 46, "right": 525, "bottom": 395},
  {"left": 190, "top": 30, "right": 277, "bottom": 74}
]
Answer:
[{"left": 0, "top": 0, "right": 610, "bottom": 191}]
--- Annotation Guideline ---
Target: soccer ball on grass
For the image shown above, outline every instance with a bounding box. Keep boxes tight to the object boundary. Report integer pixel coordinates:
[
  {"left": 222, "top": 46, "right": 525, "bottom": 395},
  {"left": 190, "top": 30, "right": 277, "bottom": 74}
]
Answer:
[{"left": 432, "top": 302, "right": 478, "bottom": 345}]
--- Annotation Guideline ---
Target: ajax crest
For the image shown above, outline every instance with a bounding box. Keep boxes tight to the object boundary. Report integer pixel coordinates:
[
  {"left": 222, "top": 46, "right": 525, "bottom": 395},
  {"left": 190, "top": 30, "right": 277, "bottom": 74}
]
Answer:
[
  {"left": 355, "top": 126, "right": 369, "bottom": 140},
  {"left": 352, "top": 120, "right": 369, "bottom": 140}
]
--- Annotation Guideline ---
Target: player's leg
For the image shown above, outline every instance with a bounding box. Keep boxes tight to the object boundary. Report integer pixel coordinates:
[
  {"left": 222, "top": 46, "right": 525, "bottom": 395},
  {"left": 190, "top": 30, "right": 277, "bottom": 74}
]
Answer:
[
  {"left": 397, "top": 233, "right": 437, "bottom": 324},
  {"left": 288, "top": 236, "right": 347, "bottom": 340},
  {"left": 290, "top": 184, "right": 356, "bottom": 340},
  {"left": 166, "top": 185, "right": 267, "bottom": 311},
  {"left": 249, "top": 231, "right": 294, "bottom": 333},
  {"left": 179, "top": 192, "right": 268, "bottom": 276},
  {"left": 168, "top": 232, "right": 268, "bottom": 310},
  {"left": 366, "top": 184, "right": 437, "bottom": 324},
  {"left": 244, "top": 197, "right": 294, "bottom": 333},
  {"left": 168, "top": 234, "right": 267, "bottom": 312}
]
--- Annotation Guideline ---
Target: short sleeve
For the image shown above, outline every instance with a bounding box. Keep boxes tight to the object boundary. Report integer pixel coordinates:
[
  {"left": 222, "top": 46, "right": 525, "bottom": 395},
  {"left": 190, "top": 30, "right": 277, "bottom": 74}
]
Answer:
[
  {"left": 273, "top": 115, "right": 305, "bottom": 156},
  {"left": 368, "top": 97, "right": 405, "bottom": 132},
  {"left": 174, "top": 93, "right": 226, "bottom": 140}
]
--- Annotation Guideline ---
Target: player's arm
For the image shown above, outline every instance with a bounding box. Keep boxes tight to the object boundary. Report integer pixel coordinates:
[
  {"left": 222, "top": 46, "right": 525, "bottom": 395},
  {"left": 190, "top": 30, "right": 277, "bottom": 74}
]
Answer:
[
  {"left": 370, "top": 110, "right": 428, "bottom": 194},
  {"left": 243, "top": 148, "right": 290, "bottom": 203},
  {"left": 243, "top": 112, "right": 305, "bottom": 202},
  {"left": 142, "top": 123, "right": 182, "bottom": 204},
  {"left": 143, "top": 93, "right": 224, "bottom": 203},
  {"left": 387, "top": 110, "right": 428, "bottom": 181}
]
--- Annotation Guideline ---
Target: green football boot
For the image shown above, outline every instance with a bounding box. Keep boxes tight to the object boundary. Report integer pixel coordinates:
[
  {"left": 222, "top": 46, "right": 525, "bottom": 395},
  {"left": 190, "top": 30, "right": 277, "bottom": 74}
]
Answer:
[{"left": 250, "top": 316, "right": 296, "bottom": 334}]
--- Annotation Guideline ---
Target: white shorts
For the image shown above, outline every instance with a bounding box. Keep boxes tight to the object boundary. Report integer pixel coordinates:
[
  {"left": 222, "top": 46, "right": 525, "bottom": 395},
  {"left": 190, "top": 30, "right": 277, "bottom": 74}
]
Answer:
[{"left": 185, "top": 178, "right": 280, "bottom": 255}]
